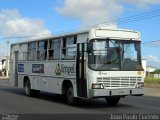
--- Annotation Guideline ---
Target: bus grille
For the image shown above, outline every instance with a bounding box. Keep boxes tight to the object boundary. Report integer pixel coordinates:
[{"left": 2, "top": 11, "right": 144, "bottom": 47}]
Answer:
[{"left": 97, "top": 77, "right": 142, "bottom": 88}]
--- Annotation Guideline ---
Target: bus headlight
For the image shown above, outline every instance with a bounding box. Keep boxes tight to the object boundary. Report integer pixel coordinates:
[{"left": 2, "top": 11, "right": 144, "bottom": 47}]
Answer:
[
  {"left": 136, "top": 82, "right": 144, "bottom": 87},
  {"left": 92, "top": 83, "right": 104, "bottom": 89}
]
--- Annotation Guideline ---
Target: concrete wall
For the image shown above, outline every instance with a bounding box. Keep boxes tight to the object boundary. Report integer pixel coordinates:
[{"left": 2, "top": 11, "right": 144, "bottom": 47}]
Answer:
[{"left": 154, "top": 74, "right": 160, "bottom": 79}]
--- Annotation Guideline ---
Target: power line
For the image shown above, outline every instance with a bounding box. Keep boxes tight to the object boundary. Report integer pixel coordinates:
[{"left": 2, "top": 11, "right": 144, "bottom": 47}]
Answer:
[
  {"left": 0, "top": 9, "right": 160, "bottom": 40},
  {"left": 142, "top": 40, "right": 160, "bottom": 46},
  {"left": 0, "top": 34, "right": 53, "bottom": 41},
  {"left": 142, "top": 40, "right": 160, "bottom": 44},
  {"left": 52, "top": 9, "right": 160, "bottom": 34},
  {"left": 106, "top": 9, "right": 160, "bottom": 24}
]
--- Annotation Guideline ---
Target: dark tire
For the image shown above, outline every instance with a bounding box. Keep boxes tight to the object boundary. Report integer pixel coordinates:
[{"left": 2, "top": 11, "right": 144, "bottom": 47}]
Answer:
[
  {"left": 32, "top": 90, "right": 40, "bottom": 97},
  {"left": 65, "top": 85, "right": 79, "bottom": 105},
  {"left": 105, "top": 97, "right": 120, "bottom": 106},
  {"left": 24, "top": 80, "right": 40, "bottom": 97}
]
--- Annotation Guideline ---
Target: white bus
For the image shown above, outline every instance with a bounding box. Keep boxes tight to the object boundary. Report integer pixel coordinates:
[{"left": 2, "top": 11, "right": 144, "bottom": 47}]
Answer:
[{"left": 9, "top": 28, "right": 144, "bottom": 105}]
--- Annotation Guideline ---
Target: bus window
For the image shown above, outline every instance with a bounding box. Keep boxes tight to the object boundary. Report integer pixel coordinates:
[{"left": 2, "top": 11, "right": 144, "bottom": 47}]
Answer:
[
  {"left": 19, "top": 44, "right": 28, "bottom": 61},
  {"left": 28, "top": 42, "right": 36, "bottom": 61},
  {"left": 62, "top": 36, "right": 76, "bottom": 60},
  {"left": 49, "top": 38, "right": 61, "bottom": 60},
  {"left": 37, "top": 40, "right": 47, "bottom": 60}
]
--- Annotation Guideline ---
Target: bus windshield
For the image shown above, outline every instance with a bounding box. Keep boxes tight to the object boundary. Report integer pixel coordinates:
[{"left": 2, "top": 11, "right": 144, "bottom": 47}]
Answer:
[{"left": 88, "top": 39, "right": 142, "bottom": 71}]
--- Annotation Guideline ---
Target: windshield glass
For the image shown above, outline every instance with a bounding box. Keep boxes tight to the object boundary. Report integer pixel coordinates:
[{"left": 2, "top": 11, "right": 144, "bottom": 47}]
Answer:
[{"left": 88, "top": 39, "right": 142, "bottom": 71}]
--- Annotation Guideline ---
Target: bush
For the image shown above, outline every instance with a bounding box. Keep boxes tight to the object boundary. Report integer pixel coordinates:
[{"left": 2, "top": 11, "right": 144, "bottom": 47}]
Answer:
[
  {"left": 144, "top": 77, "right": 160, "bottom": 84},
  {"left": 154, "top": 69, "right": 160, "bottom": 74}
]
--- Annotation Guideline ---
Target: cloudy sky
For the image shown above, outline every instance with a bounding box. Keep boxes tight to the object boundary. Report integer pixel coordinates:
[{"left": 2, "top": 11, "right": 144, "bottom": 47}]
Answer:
[{"left": 0, "top": 0, "right": 160, "bottom": 68}]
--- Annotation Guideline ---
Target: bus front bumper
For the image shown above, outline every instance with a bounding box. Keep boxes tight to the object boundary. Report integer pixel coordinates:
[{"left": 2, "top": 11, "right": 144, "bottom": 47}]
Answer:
[{"left": 89, "top": 88, "right": 144, "bottom": 98}]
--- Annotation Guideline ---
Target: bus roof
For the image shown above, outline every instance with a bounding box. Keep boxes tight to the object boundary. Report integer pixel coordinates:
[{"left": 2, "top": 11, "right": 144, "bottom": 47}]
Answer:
[
  {"left": 11, "top": 27, "right": 139, "bottom": 46},
  {"left": 11, "top": 30, "right": 89, "bottom": 46}
]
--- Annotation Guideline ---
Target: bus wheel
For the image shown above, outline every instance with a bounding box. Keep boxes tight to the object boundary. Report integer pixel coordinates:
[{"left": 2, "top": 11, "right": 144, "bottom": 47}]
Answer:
[
  {"left": 25, "top": 80, "right": 32, "bottom": 96},
  {"left": 25, "top": 80, "right": 40, "bottom": 97},
  {"left": 105, "top": 97, "right": 120, "bottom": 106},
  {"left": 65, "top": 85, "right": 78, "bottom": 105}
]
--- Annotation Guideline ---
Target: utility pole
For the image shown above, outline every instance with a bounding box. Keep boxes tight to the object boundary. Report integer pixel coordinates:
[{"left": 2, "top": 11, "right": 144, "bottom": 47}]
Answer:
[
  {"left": 6, "top": 40, "right": 10, "bottom": 57},
  {"left": 6, "top": 40, "right": 10, "bottom": 77}
]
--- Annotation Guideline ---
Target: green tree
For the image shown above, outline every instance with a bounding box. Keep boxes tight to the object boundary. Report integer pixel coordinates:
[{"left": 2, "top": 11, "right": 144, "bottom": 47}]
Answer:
[{"left": 154, "top": 69, "right": 160, "bottom": 74}]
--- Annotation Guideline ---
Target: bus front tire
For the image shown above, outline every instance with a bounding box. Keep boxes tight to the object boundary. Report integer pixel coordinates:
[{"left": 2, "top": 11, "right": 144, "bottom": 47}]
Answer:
[
  {"left": 25, "top": 80, "right": 40, "bottom": 97},
  {"left": 105, "top": 97, "right": 120, "bottom": 106},
  {"left": 65, "top": 85, "right": 79, "bottom": 105}
]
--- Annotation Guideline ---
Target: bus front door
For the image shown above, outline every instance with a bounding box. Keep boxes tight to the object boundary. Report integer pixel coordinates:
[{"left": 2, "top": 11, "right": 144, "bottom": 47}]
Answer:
[
  {"left": 76, "top": 43, "right": 87, "bottom": 98},
  {"left": 13, "top": 51, "right": 18, "bottom": 86}
]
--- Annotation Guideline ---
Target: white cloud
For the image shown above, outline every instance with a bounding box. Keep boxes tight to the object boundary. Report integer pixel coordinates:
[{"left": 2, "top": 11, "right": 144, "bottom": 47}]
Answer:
[
  {"left": 120, "top": 0, "right": 160, "bottom": 8},
  {"left": 144, "top": 55, "right": 160, "bottom": 68},
  {"left": 56, "top": 0, "right": 160, "bottom": 26},
  {"left": 0, "top": 9, "right": 51, "bottom": 38},
  {"left": 56, "top": 0, "right": 123, "bottom": 26},
  {"left": 0, "top": 9, "right": 51, "bottom": 60}
]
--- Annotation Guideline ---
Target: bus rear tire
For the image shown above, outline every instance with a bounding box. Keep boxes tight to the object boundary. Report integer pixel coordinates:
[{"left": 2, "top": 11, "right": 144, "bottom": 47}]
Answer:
[
  {"left": 105, "top": 97, "right": 120, "bottom": 106},
  {"left": 65, "top": 85, "right": 79, "bottom": 105},
  {"left": 24, "top": 80, "right": 40, "bottom": 97}
]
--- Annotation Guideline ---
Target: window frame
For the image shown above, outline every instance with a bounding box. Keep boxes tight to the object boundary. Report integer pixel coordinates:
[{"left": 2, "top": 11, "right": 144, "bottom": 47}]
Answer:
[
  {"left": 28, "top": 42, "right": 37, "bottom": 61},
  {"left": 49, "top": 38, "right": 61, "bottom": 60},
  {"left": 37, "top": 40, "right": 48, "bottom": 61},
  {"left": 61, "top": 36, "right": 77, "bottom": 60}
]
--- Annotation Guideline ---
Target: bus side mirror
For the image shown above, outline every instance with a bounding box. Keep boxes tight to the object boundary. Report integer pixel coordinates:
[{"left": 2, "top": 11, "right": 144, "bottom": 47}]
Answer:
[{"left": 87, "top": 43, "right": 92, "bottom": 53}]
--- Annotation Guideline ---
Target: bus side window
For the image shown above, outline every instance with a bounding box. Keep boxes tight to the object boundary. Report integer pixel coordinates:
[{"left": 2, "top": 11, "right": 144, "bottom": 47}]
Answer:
[
  {"left": 62, "top": 36, "right": 76, "bottom": 60},
  {"left": 19, "top": 43, "right": 28, "bottom": 61},
  {"left": 61, "top": 38, "right": 66, "bottom": 59},
  {"left": 28, "top": 42, "right": 36, "bottom": 61},
  {"left": 49, "top": 38, "right": 61, "bottom": 60},
  {"left": 37, "top": 40, "right": 48, "bottom": 60}
]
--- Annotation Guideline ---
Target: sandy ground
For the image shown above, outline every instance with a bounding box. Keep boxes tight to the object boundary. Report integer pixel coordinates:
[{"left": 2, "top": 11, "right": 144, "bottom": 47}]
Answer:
[{"left": 144, "top": 87, "right": 160, "bottom": 97}]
